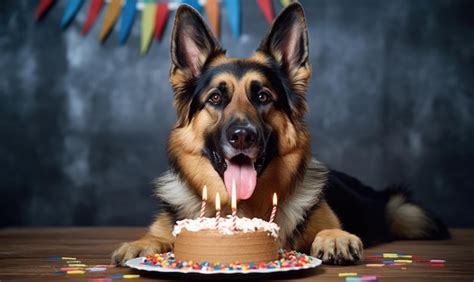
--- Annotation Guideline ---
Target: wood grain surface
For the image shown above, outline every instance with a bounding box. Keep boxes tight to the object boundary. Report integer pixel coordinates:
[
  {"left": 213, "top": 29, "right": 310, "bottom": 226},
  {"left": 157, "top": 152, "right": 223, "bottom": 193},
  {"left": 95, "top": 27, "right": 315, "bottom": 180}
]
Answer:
[{"left": 0, "top": 228, "right": 472, "bottom": 281}]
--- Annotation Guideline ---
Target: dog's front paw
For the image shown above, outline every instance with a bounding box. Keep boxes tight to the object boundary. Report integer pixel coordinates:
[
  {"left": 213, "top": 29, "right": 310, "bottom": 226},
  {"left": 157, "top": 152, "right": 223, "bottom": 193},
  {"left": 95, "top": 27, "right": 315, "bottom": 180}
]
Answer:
[
  {"left": 311, "top": 229, "right": 363, "bottom": 265},
  {"left": 111, "top": 238, "right": 171, "bottom": 266}
]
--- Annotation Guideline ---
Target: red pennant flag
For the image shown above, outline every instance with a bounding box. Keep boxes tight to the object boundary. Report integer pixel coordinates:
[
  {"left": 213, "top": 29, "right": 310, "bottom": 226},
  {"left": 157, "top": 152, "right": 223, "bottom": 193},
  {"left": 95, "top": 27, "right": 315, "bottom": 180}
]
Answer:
[
  {"left": 154, "top": 3, "right": 169, "bottom": 41},
  {"left": 35, "top": 0, "right": 55, "bottom": 21},
  {"left": 256, "top": 0, "right": 273, "bottom": 24},
  {"left": 81, "top": 0, "right": 104, "bottom": 35}
]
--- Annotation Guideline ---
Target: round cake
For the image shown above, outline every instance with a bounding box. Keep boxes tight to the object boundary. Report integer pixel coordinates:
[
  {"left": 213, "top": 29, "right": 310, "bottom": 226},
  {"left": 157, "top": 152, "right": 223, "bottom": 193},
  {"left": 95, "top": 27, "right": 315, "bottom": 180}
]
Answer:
[{"left": 172, "top": 216, "right": 279, "bottom": 264}]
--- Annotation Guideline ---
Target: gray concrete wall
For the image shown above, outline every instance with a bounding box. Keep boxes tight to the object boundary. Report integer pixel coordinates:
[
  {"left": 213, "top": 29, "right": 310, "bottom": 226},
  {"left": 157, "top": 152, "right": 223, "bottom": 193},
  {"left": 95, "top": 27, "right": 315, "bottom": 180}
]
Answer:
[{"left": 1, "top": 0, "right": 473, "bottom": 227}]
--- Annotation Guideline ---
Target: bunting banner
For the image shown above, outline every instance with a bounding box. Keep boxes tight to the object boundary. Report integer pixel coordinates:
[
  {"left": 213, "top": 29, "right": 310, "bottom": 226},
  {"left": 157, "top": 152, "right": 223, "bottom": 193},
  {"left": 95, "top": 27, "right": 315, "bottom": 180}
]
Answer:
[
  {"left": 61, "top": 0, "right": 84, "bottom": 28},
  {"left": 205, "top": 0, "right": 219, "bottom": 37},
  {"left": 224, "top": 0, "right": 240, "bottom": 38},
  {"left": 141, "top": 2, "right": 157, "bottom": 53},
  {"left": 35, "top": 0, "right": 55, "bottom": 21},
  {"left": 256, "top": 0, "right": 273, "bottom": 24},
  {"left": 119, "top": 0, "right": 137, "bottom": 44},
  {"left": 98, "top": 0, "right": 122, "bottom": 42},
  {"left": 81, "top": 0, "right": 104, "bottom": 35},
  {"left": 154, "top": 3, "right": 170, "bottom": 41},
  {"left": 34, "top": 0, "right": 290, "bottom": 54}
]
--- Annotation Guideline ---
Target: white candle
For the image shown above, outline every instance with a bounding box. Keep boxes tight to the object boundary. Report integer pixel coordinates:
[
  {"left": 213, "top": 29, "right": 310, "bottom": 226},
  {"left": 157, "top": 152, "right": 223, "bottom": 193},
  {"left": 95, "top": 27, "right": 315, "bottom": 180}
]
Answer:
[
  {"left": 269, "top": 193, "right": 277, "bottom": 223},
  {"left": 215, "top": 192, "right": 221, "bottom": 228},
  {"left": 199, "top": 185, "right": 207, "bottom": 220}
]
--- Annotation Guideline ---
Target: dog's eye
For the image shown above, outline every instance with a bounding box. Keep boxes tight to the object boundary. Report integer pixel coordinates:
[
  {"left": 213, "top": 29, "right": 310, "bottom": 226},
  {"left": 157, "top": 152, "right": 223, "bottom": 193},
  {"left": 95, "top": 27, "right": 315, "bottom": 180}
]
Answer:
[
  {"left": 257, "top": 90, "right": 272, "bottom": 105},
  {"left": 208, "top": 92, "right": 222, "bottom": 105}
]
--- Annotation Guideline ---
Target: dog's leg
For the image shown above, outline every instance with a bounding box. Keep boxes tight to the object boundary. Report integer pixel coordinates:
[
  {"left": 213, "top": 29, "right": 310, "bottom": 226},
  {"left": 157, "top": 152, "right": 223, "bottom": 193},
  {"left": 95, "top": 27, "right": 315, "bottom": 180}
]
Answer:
[
  {"left": 111, "top": 212, "right": 174, "bottom": 266},
  {"left": 298, "top": 201, "right": 363, "bottom": 265}
]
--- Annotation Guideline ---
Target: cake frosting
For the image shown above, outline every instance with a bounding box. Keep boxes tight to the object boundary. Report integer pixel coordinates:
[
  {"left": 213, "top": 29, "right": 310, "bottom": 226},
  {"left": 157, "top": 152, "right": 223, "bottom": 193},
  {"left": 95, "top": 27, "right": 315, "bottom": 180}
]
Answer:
[
  {"left": 172, "top": 216, "right": 280, "bottom": 264},
  {"left": 172, "top": 216, "right": 280, "bottom": 238}
]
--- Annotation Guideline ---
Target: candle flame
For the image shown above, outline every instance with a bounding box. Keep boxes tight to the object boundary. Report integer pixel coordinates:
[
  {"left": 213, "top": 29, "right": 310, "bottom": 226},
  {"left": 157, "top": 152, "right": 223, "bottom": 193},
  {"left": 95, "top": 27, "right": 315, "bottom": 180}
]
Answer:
[
  {"left": 215, "top": 192, "right": 221, "bottom": 211},
  {"left": 203, "top": 185, "right": 208, "bottom": 201},
  {"left": 231, "top": 179, "right": 237, "bottom": 210},
  {"left": 273, "top": 193, "right": 277, "bottom": 206}
]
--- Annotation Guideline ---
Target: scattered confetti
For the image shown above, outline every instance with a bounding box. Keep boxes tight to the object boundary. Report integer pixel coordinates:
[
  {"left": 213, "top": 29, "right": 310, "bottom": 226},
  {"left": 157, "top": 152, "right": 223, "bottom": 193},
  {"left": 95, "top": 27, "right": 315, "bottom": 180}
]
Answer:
[
  {"left": 66, "top": 270, "right": 85, "bottom": 274},
  {"left": 86, "top": 267, "right": 107, "bottom": 272},
  {"left": 89, "top": 279, "right": 113, "bottom": 282},
  {"left": 123, "top": 274, "right": 140, "bottom": 279},
  {"left": 62, "top": 257, "right": 77, "bottom": 260},
  {"left": 430, "top": 259, "right": 446, "bottom": 263},
  {"left": 68, "top": 263, "right": 87, "bottom": 267},
  {"left": 394, "top": 259, "right": 412, "bottom": 263},
  {"left": 48, "top": 256, "right": 61, "bottom": 261},
  {"left": 366, "top": 263, "right": 385, "bottom": 267},
  {"left": 361, "top": 275, "right": 378, "bottom": 281},
  {"left": 60, "top": 267, "right": 83, "bottom": 271},
  {"left": 339, "top": 272, "right": 358, "bottom": 277}
]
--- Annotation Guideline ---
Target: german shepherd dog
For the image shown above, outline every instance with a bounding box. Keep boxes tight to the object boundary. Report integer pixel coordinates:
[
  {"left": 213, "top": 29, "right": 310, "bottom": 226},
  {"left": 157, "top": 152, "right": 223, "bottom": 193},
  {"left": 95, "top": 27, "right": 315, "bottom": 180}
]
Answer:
[{"left": 112, "top": 3, "right": 449, "bottom": 266}]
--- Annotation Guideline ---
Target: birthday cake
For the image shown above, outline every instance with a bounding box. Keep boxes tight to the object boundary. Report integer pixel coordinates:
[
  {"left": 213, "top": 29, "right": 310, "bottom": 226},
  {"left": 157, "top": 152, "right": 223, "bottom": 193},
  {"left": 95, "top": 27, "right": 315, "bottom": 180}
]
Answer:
[{"left": 172, "top": 216, "right": 280, "bottom": 264}]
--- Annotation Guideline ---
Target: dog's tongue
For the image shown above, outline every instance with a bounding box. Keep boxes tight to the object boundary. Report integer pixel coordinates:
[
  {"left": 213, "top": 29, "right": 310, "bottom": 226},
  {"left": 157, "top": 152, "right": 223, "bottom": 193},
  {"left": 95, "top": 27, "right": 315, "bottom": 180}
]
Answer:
[{"left": 224, "top": 159, "right": 257, "bottom": 200}]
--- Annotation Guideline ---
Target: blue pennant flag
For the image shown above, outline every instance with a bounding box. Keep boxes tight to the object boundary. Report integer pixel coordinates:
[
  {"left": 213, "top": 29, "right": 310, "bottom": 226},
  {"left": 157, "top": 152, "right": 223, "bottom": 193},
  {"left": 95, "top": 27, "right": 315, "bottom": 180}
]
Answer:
[
  {"left": 61, "top": 0, "right": 84, "bottom": 28},
  {"left": 181, "top": 0, "right": 203, "bottom": 13},
  {"left": 119, "top": 0, "right": 137, "bottom": 45},
  {"left": 224, "top": 0, "right": 240, "bottom": 38}
]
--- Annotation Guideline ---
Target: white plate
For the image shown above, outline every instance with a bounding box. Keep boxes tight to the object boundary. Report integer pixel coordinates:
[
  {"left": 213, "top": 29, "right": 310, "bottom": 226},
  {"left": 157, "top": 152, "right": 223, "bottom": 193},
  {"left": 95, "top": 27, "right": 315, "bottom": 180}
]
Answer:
[{"left": 125, "top": 255, "right": 322, "bottom": 275}]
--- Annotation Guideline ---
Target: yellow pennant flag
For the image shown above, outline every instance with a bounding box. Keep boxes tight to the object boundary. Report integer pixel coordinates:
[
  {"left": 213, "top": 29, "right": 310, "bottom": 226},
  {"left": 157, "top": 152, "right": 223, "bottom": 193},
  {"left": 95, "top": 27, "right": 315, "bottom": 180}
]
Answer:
[
  {"left": 98, "top": 0, "right": 122, "bottom": 42},
  {"left": 281, "top": 0, "right": 291, "bottom": 7},
  {"left": 141, "top": 3, "right": 157, "bottom": 54},
  {"left": 205, "top": 0, "right": 220, "bottom": 37}
]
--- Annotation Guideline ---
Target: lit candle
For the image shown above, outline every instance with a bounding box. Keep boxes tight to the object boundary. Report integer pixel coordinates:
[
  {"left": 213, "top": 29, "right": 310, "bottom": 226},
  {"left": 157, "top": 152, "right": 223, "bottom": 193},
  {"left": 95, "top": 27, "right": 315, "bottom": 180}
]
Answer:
[
  {"left": 269, "top": 193, "right": 277, "bottom": 223},
  {"left": 231, "top": 179, "right": 237, "bottom": 230},
  {"left": 199, "top": 185, "right": 207, "bottom": 220},
  {"left": 215, "top": 192, "right": 221, "bottom": 228}
]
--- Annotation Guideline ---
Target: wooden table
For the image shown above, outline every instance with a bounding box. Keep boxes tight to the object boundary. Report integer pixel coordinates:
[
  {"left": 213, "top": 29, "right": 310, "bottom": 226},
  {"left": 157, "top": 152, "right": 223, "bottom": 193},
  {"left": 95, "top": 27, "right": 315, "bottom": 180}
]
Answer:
[{"left": 0, "top": 228, "right": 473, "bottom": 281}]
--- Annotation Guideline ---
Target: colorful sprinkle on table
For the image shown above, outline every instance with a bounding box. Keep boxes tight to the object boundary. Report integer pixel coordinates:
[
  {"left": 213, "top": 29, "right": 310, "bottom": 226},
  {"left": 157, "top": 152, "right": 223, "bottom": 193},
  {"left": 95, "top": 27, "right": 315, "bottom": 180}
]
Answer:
[
  {"left": 339, "top": 272, "right": 358, "bottom": 277},
  {"left": 143, "top": 249, "right": 313, "bottom": 272}
]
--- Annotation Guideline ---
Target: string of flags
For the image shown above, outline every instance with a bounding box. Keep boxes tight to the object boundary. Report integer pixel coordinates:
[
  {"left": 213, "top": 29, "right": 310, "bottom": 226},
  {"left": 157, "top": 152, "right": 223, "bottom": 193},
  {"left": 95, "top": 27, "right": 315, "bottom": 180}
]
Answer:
[{"left": 34, "top": 0, "right": 293, "bottom": 54}]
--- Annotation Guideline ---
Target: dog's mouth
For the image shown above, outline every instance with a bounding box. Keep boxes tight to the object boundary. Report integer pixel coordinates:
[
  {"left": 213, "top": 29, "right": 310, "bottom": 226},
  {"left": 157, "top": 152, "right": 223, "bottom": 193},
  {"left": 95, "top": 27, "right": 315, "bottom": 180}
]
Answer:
[{"left": 223, "top": 154, "right": 257, "bottom": 200}]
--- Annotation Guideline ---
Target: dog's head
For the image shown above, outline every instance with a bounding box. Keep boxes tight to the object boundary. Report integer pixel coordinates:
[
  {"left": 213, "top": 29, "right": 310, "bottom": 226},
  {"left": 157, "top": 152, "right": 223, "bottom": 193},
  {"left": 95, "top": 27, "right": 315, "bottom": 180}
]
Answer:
[{"left": 168, "top": 3, "right": 311, "bottom": 205}]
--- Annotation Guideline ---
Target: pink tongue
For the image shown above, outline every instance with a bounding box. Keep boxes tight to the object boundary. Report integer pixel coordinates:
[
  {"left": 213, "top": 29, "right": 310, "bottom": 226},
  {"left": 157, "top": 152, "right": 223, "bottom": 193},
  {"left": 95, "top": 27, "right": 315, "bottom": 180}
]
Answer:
[{"left": 224, "top": 161, "right": 257, "bottom": 200}]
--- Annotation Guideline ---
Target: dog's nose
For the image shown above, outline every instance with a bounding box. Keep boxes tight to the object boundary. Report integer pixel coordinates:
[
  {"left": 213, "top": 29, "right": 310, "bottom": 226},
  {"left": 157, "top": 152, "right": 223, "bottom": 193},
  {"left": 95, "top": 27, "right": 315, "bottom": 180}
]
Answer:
[{"left": 226, "top": 123, "right": 257, "bottom": 150}]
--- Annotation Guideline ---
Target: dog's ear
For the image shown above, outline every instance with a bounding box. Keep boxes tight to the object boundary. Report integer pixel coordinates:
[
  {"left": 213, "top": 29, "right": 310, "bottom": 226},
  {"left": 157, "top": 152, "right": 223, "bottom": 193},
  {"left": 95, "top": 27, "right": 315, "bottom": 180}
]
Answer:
[
  {"left": 258, "top": 3, "right": 310, "bottom": 113},
  {"left": 170, "top": 5, "right": 223, "bottom": 79}
]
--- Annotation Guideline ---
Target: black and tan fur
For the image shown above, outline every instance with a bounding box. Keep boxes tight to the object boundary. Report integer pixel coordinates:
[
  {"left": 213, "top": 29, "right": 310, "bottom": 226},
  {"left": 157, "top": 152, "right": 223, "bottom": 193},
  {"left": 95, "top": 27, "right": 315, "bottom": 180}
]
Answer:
[{"left": 112, "top": 3, "right": 449, "bottom": 266}]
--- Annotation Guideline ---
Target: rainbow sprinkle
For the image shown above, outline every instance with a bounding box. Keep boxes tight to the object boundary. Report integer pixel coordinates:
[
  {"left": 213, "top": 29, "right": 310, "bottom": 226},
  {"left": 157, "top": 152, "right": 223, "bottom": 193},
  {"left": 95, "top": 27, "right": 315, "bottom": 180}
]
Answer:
[{"left": 143, "top": 249, "right": 313, "bottom": 272}]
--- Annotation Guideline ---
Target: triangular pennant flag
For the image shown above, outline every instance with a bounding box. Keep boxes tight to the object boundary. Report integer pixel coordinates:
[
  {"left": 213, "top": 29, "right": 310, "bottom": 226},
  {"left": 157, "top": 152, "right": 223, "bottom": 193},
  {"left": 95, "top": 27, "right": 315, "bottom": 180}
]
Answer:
[
  {"left": 35, "top": 0, "right": 55, "bottom": 21},
  {"left": 256, "top": 0, "right": 273, "bottom": 24},
  {"left": 141, "top": 2, "right": 157, "bottom": 54},
  {"left": 280, "top": 0, "right": 291, "bottom": 8},
  {"left": 119, "top": 0, "right": 137, "bottom": 45},
  {"left": 224, "top": 0, "right": 241, "bottom": 38},
  {"left": 61, "top": 0, "right": 84, "bottom": 28},
  {"left": 181, "top": 0, "right": 203, "bottom": 13},
  {"left": 205, "top": 0, "right": 219, "bottom": 37},
  {"left": 81, "top": 0, "right": 104, "bottom": 35},
  {"left": 98, "top": 0, "right": 122, "bottom": 43},
  {"left": 154, "top": 3, "right": 169, "bottom": 41}
]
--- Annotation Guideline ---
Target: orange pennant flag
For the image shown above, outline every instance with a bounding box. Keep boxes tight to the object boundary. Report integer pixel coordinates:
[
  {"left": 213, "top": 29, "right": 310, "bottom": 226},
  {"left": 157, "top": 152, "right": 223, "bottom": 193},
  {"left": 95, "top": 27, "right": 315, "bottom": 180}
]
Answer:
[
  {"left": 98, "top": 0, "right": 122, "bottom": 42},
  {"left": 205, "top": 0, "right": 219, "bottom": 37}
]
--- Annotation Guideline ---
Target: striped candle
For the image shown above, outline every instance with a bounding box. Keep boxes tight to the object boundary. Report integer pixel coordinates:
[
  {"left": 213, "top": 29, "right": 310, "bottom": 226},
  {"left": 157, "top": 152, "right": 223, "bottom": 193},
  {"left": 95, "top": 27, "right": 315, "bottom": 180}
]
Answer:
[
  {"left": 269, "top": 193, "right": 277, "bottom": 223},
  {"left": 231, "top": 179, "right": 237, "bottom": 230},
  {"left": 199, "top": 185, "right": 208, "bottom": 220},
  {"left": 215, "top": 192, "right": 221, "bottom": 228}
]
